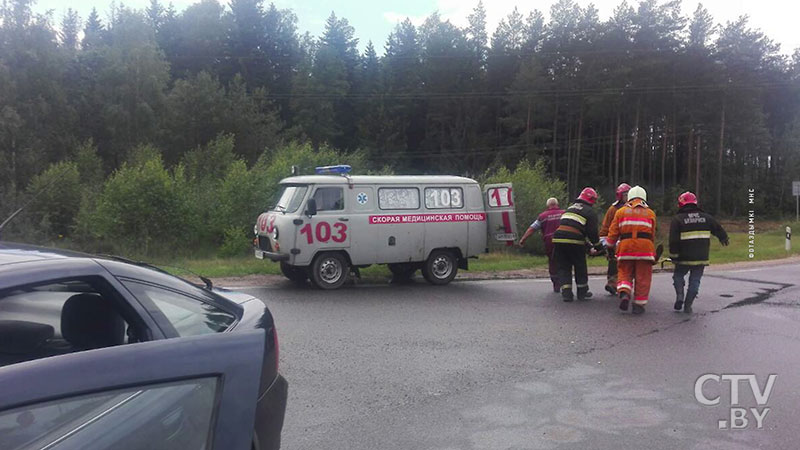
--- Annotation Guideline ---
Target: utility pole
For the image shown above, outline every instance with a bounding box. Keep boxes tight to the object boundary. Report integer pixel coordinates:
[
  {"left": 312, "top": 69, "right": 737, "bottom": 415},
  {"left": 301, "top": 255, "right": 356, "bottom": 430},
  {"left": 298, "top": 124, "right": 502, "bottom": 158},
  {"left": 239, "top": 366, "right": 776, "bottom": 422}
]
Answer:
[{"left": 716, "top": 97, "right": 726, "bottom": 214}]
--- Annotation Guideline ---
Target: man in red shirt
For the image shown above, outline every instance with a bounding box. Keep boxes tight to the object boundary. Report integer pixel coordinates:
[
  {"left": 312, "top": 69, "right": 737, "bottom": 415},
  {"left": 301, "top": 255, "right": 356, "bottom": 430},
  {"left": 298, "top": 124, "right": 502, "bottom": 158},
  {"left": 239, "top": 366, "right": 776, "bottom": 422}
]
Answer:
[{"left": 518, "top": 197, "right": 565, "bottom": 292}]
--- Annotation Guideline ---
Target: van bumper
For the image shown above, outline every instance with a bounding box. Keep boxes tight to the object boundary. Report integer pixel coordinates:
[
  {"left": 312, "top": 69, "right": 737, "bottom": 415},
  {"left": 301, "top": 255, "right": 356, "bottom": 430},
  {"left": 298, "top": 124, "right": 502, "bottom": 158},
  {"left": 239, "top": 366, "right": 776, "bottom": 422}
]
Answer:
[{"left": 255, "top": 248, "right": 289, "bottom": 262}]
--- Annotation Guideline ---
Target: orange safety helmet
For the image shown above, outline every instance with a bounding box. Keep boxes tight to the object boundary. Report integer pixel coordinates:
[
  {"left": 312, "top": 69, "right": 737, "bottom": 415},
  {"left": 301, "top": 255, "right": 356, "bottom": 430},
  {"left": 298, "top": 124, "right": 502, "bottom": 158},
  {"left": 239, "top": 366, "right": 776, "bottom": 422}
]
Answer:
[
  {"left": 578, "top": 187, "right": 598, "bottom": 205},
  {"left": 616, "top": 183, "right": 631, "bottom": 201},
  {"left": 678, "top": 191, "right": 698, "bottom": 208}
]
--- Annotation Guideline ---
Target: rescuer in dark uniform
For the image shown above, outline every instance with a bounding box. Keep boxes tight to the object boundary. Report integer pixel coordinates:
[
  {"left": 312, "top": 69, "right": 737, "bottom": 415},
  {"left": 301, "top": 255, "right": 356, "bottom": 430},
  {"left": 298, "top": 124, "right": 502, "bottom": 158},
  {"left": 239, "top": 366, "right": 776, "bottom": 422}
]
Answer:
[
  {"left": 669, "top": 191, "right": 729, "bottom": 313},
  {"left": 552, "top": 188, "right": 603, "bottom": 302}
]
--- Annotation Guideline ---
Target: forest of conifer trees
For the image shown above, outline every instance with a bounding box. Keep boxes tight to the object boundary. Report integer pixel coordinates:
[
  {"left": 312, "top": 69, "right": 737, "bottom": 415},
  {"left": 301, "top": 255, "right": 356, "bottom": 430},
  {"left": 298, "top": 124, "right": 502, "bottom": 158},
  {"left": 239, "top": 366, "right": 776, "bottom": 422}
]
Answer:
[{"left": 2, "top": 0, "right": 799, "bottom": 232}]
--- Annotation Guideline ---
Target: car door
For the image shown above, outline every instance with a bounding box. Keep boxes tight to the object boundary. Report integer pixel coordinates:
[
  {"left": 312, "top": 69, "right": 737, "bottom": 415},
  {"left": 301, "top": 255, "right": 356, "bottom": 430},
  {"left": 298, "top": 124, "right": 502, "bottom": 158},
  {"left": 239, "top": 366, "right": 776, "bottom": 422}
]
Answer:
[
  {"left": 294, "top": 185, "right": 351, "bottom": 265},
  {"left": 0, "top": 330, "right": 266, "bottom": 450}
]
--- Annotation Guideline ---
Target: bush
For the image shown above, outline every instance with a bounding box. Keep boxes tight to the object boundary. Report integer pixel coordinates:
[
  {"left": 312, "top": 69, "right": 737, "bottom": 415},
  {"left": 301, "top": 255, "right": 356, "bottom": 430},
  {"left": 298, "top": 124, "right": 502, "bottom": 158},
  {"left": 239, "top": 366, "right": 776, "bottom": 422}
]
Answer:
[
  {"left": 73, "top": 140, "right": 105, "bottom": 186},
  {"left": 182, "top": 133, "right": 238, "bottom": 183},
  {"left": 210, "top": 159, "right": 263, "bottom": 238},
  {"left": 90, "top": 151, "right": 194, "bottom": 255},
  {"left": 217, "top": 226, "right": 251, "bottom": 257},
  {"left": 26, "top": 161, "right": 82, "bottom": 238},
  {"left": 483, "top": 159, "right": 568, "bottom": 254}
]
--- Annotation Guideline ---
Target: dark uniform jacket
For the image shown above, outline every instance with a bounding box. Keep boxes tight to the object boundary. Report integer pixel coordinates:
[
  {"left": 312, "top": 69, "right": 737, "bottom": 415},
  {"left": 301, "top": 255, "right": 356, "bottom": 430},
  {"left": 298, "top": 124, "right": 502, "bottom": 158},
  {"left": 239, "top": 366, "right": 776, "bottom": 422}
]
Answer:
[
  {"left": 552, "top": 199, "right": 600, "bottom": 247},
  {"left": 668, "top": 204, "right": 728, "bottom": 266}
]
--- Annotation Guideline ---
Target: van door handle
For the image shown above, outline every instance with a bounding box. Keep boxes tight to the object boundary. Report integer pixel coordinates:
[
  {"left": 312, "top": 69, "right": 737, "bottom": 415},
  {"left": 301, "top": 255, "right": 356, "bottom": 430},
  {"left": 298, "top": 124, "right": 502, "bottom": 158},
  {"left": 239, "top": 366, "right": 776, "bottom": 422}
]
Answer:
[{"left": 338, "top": 218, "right": 349, "bottom": 222}]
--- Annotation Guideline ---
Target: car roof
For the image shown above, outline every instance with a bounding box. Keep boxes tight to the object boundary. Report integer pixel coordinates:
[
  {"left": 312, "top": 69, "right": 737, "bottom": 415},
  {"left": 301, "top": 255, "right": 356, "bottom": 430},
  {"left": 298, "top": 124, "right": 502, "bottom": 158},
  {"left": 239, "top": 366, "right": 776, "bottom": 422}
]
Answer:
[
  {"left": 279, "top": 175, "right": 478, "bottom": 185},
  {"left": 0, "top": 242, "right": 94, "bottom": 266},
  {"left": 0, "top": 242, "right": 244, "bottom": 308}
]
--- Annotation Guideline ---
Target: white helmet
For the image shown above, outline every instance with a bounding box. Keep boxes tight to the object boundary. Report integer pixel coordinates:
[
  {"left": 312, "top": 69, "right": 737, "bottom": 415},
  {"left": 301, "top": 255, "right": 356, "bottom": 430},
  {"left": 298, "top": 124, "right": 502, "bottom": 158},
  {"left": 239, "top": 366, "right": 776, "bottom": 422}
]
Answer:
[{"left": 627, "top": 185, "right": 647, "bottom": 202}]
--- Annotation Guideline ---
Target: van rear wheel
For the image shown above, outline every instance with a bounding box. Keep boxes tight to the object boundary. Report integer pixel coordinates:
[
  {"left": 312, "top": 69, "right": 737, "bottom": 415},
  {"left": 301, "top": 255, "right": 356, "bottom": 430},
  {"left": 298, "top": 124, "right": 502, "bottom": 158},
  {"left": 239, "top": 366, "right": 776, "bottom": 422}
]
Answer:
[
  {"left": 422, "top": 250, "right": 458, "bottom": 285},
  {"left": 310, "top": 252, "right": 349, "bottom": 290},
  {"left": 280, "top": 262, "right": 308, "bottom": 284}
]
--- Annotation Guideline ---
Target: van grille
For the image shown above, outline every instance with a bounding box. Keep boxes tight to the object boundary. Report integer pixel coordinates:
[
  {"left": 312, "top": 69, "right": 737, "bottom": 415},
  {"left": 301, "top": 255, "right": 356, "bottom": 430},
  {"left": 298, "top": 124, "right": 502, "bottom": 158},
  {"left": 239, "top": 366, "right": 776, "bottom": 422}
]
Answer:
[{"left": 258, "top": 236, "right": 272, "bottom": 252}]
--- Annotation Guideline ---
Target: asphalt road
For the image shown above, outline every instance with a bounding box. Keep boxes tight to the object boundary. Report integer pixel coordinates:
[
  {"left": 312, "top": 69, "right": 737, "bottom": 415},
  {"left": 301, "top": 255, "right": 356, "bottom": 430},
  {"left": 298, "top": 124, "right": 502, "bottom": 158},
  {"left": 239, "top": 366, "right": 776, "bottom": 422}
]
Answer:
[{"left": 241, "top": 263, "right": 800, "bottom": 450}]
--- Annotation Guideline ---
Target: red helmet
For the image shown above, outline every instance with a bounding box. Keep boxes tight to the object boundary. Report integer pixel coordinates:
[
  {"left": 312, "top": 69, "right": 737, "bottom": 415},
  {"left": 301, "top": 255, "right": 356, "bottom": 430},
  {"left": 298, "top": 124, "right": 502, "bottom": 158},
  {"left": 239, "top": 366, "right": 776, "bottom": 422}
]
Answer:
[
  {"left": 616, "top": 183, "right": 631, "bottom": 201},
  {"left": 678, "top": 191, "right": 698, "bottom": 208},
  {"left": 578, "top": 187, "right": 598, "bottom": 205}
]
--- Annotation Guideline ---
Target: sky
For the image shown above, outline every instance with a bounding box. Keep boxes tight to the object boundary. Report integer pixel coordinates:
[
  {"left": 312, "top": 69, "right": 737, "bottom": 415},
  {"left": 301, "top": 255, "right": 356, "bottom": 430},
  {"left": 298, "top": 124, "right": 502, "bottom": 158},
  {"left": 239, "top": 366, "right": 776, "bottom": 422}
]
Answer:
[{"left": 32, "top": 0, "right": 800, "bottom": 56}]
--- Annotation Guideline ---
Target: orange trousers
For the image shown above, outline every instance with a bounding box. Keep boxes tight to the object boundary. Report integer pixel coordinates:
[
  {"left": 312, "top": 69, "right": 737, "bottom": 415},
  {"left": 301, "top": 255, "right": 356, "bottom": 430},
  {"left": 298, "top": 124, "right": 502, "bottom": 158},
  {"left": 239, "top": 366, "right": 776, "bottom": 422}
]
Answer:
[{"left": 616, "top": 260, "right": 653, "bottom": 305}]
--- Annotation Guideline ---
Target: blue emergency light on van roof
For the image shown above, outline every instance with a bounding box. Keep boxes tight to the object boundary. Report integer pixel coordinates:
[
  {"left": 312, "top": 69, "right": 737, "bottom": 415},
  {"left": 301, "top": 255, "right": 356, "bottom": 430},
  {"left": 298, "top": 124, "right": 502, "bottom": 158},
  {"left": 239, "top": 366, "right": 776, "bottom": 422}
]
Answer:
[{"left": 315, "top": 165, "right": 352, "bottom": 175}]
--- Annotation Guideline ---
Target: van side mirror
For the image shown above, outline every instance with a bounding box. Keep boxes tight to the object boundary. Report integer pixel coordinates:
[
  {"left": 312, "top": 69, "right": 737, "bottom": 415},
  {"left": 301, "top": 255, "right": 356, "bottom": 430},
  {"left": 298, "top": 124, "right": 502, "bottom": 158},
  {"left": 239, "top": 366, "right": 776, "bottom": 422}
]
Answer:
[{"left": 305, "top": 198, "right": 317, "bottom": 217}]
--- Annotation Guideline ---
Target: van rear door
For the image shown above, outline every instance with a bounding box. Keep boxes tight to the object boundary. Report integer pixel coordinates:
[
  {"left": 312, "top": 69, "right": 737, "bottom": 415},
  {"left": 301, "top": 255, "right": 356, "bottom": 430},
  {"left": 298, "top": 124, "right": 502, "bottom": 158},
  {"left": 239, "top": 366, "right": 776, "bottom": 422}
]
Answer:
[{"left": 483, "top": 183, "right": 517, "bottom": 245}]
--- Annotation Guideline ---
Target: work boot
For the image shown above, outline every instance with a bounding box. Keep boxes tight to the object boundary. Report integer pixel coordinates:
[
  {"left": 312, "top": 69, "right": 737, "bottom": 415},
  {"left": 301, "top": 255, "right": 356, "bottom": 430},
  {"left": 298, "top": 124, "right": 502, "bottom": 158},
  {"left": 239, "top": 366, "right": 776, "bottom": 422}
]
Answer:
[
  {"left": 577, "top": 290, "right": 593, "bottom": 301},
  {"left": 562, "top": 288, "right": 574, "bottom": 302},
  {"left": 684, "top": 291, "right": 697, "bottom": 314},
  {"left": 674, "top": 289, "right": 684, "bottom": 311},
  {"left": 632, "top": 304, "right": 645, "bottom": 315},
  {"left": 605, "top": 284, "right": 617, "bottom": 295},
  {"left": 619, "top": 292, "right": 630, "bottom": 311}
]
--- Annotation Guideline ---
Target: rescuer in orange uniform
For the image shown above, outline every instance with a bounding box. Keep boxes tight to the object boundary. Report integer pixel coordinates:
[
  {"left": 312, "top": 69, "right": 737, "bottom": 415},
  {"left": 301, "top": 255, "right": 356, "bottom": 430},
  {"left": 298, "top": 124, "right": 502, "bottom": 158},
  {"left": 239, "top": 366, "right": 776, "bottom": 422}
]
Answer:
[
  {"left": 599, "top": 183, "right": 631, "bottom": 295},
  {"left": 605, "top": 186, "right": 657, "bottom": 314}
]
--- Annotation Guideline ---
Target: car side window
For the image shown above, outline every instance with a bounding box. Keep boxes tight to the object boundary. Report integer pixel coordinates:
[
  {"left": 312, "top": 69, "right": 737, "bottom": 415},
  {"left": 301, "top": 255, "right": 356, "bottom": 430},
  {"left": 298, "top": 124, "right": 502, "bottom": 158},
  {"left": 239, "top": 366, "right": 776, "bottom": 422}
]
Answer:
[
  {"left": 123, "top": 282, "right": 235, "bottom": 337},
  {"left": 0, "top": 279, "right": 133, "bottom": 368},
  {"left": 0, "top": 378, "right": 217, "bottom": 450},
  {"left": 312, "top": 187, "right": 344, "bottom": 211}
]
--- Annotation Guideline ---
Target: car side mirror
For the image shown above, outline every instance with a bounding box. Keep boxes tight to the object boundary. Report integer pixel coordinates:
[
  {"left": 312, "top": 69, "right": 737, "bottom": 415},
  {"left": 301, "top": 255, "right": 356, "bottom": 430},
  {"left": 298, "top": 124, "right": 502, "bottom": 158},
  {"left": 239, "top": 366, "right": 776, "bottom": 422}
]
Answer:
[{"left": 305, "top": 198, "right": 317, "bottom": 217}]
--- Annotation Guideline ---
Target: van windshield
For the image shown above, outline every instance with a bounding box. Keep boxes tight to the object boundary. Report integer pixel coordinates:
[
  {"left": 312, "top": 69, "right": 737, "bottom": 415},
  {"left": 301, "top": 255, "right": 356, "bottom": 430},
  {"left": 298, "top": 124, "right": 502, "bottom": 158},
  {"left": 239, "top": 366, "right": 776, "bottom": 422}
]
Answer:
[{"left": 273, "top": 185, "right": 308, "bottom": 213}]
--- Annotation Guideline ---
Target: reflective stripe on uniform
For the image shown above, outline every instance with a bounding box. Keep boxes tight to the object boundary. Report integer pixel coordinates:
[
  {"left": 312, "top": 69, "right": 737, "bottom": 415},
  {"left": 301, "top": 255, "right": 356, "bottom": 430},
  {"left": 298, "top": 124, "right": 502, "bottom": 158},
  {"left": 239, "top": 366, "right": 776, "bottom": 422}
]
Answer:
[
  {"left": 680, "top": 231, "right": 711, "bottom": 240},
  {"left": 561, "top": 284, "right": 572, "bottom": 290},
  {"left": 617, "top": 281, "right": 632, "bottom": 291},
  {"left": 618, "top": 255, "right": 655, "bottom": 261},
  {"left": 617, "top": 251, "right": 655, "bottom": 260},
  {"left": 576, "top": 283, "right": 588, "bottom": 288},
  {"left": 619, "top": 219, "right": 653, "bottom": 228},
  {"left": 561, "top": 212, "right": 587, "bottom": 225},
  {"left": 552, "top": 238, "right": 585, "bottom": 245},
  {"left": 633, "top": 297, "right": 648, "bottom": 305}
]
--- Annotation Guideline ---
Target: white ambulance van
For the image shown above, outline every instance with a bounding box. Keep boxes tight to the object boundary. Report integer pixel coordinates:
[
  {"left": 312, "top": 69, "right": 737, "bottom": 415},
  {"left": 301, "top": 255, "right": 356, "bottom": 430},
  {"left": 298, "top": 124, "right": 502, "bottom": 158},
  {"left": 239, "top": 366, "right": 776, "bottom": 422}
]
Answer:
[{"left": 254, "top": 165, "right": 517, "bottom": 289}]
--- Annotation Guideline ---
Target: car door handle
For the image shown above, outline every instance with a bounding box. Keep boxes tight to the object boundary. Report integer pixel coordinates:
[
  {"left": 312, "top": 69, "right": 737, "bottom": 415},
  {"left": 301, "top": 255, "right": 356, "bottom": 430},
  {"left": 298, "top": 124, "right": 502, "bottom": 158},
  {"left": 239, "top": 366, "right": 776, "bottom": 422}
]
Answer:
[{"left": 338, "top": 218, "right": 349, "bottom": 222}]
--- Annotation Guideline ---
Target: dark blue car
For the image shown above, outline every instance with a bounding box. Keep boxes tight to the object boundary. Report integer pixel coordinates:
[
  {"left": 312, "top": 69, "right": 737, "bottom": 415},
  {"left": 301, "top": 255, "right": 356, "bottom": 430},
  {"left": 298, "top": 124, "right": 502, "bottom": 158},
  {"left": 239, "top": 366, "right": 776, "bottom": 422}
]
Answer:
[{"left": 0, "top": 242, "right": 287, "bottom": 450}]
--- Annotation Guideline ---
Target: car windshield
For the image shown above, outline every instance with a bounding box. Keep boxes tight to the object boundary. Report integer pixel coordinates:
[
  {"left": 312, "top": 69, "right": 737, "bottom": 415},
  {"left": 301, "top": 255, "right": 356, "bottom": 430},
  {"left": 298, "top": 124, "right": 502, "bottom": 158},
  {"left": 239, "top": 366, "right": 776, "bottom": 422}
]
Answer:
[{"left": 273, "top": 185, "right": 308, "bottom": 213}]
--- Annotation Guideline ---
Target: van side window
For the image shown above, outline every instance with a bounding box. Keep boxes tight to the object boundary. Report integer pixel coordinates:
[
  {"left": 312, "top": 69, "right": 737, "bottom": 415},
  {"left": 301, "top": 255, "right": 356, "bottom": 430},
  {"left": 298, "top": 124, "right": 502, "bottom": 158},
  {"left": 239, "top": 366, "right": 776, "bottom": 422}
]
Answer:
[
  {"left": 425, "top": 187, "right": 463, "bottom": 209},
  {"left": 378, "top": 188, "right": 419, "bottom": 210},
  {"left": 313, "top": 187, "right": 344, "bottom": 211}
]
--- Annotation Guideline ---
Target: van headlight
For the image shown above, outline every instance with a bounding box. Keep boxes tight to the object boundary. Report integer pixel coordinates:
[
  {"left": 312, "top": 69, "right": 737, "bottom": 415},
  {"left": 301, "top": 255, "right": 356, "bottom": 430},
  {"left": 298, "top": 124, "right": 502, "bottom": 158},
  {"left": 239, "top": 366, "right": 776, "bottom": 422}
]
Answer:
[
  {"left": 271, "top": 227, "right": 279, "bottom": 240},
  {"left": 254, "top": 224, "right": 258, "bottom": 236}
]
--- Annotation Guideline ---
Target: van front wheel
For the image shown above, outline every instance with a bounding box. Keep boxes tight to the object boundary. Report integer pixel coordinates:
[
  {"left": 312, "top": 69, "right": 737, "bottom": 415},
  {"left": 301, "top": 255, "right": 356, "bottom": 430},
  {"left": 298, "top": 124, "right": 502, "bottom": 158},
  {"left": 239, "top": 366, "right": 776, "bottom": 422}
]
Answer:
[
  {"left": 280, "top": 262, "right": 308, "bottom": 284},
  {"left": 422, "top": 250, "right": 458, "bottom": 285},
  {"left": 310, "top": 252, "right": 349, "bottom": 290}
]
